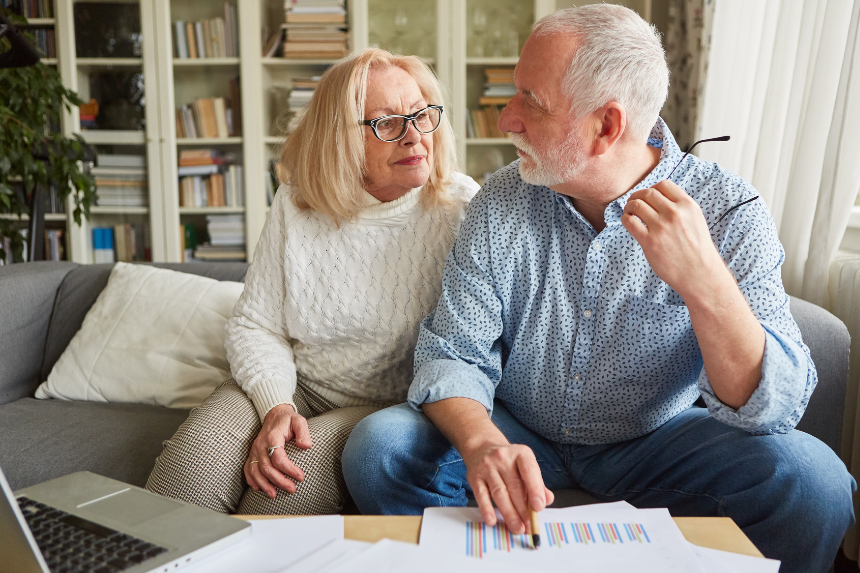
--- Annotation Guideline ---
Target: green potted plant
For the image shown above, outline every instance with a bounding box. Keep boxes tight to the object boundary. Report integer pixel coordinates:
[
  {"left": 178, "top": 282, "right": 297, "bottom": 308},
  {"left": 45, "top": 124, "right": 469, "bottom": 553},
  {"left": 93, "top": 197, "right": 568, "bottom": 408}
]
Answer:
[{"left": 0, "top": 11, "right": 96, "bottom": 263}]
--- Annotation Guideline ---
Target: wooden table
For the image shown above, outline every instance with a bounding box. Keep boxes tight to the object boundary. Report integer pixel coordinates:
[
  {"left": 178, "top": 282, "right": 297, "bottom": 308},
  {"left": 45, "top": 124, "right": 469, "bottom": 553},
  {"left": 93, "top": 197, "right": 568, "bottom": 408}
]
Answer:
[{"left": 237, "top": 515, "right": 764, "bottom": 558}]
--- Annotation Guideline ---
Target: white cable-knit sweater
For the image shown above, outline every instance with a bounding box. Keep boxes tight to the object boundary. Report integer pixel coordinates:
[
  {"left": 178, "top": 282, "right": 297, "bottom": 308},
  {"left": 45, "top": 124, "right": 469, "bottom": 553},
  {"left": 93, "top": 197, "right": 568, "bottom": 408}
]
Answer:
[{"left": 225, "top": 172, "right": 480, "bottom": 421}]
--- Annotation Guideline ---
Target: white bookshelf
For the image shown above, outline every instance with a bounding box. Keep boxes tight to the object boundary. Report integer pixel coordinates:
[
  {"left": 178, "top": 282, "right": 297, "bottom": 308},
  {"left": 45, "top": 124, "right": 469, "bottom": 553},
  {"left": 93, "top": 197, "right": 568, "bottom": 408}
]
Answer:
[{"left": 48, "top": 0, "right": 655, "bottom": 264}]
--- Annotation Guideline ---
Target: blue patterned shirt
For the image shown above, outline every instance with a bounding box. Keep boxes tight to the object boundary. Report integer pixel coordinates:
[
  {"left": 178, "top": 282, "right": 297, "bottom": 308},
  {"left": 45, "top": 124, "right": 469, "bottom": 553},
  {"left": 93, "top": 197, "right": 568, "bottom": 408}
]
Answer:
[{"left": 408, "top": 118, "right": 816, "bottom": 445}]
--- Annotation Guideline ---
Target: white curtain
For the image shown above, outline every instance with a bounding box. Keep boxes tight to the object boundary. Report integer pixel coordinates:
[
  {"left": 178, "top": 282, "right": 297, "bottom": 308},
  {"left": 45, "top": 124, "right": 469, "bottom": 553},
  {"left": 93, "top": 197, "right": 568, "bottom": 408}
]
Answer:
[
  {"left": 696, "top": 0, "right": 860, "bottom": 561},
  {"left": 695, "top": 0, "right": 860, "bottom": 303}
]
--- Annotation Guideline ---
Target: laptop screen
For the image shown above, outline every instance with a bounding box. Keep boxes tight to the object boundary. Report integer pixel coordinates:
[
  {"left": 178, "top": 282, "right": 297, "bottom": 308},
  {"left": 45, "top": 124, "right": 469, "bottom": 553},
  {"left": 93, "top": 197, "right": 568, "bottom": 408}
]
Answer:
[{"left": 0, "top": 465, "right": 50, "bottom": 573}]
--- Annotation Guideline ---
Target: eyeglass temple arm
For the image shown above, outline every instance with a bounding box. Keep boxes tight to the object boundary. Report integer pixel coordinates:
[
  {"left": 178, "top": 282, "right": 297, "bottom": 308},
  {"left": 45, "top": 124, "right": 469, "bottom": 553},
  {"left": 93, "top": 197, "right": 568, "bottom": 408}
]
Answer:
[{"left": 667, "top": 135, "right": 731, "bottom": 179}]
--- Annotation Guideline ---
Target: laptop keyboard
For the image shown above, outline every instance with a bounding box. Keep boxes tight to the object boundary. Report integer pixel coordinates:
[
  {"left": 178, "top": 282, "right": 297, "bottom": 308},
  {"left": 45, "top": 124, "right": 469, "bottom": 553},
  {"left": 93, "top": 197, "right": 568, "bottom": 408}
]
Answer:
[{"left": 16, "top": 496, "right": 169, "bottom": 573}]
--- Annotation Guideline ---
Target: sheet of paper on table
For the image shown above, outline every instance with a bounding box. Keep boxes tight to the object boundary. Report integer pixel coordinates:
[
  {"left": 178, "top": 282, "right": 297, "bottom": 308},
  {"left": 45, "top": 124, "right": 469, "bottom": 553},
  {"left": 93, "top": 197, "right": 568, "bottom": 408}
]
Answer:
[
  {"left": 302, "top": 538, "right": 534, "bottom": 573},
  {"left": 689, "top": 542, "right": 781, "bottom": 573},
  {"left": 420, "top": 504, "right": 706, "bottom": 573},
  {"left": 181, "top": 515, "right": 343, "bottom": 573},
  {"left": 282, "top": 538, "right": 371, "bottom": 572}
]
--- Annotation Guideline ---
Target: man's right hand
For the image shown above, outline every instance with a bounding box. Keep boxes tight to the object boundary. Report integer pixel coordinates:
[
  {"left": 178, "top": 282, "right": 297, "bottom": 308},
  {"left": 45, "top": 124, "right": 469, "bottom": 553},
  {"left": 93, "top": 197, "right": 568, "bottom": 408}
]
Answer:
[
  {"left": 244, "top": 404, "right": 313, "bottom": 499},
  {"left": 463, "top": 441, "right": 555, "bottom": 534}
]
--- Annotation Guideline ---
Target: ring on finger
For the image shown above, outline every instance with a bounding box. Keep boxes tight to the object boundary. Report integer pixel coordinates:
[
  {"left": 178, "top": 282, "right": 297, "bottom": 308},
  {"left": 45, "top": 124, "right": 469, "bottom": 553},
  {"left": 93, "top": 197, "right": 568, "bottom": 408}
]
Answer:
[
  {"left": 267, "top": 445, "right": 283, "bottom": 457},
  {"left": 249, "top": 460, "right": 259, "bottom": 464}
]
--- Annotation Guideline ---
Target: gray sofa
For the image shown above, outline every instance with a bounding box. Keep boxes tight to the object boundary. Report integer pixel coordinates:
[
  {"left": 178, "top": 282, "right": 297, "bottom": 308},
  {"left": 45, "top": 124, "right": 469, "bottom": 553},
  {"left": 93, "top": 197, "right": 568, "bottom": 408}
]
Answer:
[{"left": 0, "top": 261, "right": 850, "bottom": 508}]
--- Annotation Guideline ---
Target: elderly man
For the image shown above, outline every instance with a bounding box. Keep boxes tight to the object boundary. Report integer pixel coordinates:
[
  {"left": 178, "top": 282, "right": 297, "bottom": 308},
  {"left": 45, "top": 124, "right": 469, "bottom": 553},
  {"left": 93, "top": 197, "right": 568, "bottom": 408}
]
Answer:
[{"left": 341, "top": 5, "right": 854, "bottom": 572}]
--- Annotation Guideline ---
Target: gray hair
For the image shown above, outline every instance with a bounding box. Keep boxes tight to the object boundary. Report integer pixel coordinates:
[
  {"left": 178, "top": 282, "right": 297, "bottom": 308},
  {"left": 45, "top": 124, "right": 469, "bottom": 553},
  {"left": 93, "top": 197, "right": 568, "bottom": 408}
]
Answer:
[{"left": 532, "top": 4, "right": 668, "bottom": 141}]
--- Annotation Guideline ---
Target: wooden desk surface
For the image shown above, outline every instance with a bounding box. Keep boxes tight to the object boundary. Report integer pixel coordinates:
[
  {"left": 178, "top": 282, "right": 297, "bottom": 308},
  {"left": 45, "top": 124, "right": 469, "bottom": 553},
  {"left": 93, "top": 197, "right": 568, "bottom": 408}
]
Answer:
[{"left": 237, "top": 515, "right": 764, "bottom": 559}]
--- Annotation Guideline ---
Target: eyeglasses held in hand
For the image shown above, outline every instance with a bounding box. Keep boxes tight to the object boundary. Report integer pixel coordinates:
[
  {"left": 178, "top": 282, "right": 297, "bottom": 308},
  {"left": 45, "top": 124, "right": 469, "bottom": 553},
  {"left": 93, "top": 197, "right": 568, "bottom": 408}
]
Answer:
[
  {"left": 361, "top": 105, "right": 444, "bottom": 142},
  {"left": 666, "top": 135, "right": 760, "bottom": 230}
]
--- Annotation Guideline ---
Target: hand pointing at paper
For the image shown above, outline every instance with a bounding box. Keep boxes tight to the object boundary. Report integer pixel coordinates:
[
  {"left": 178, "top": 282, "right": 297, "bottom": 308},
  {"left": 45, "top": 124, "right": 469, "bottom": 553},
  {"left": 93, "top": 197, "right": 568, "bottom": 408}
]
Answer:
[{"left": 423, "top": 398, "right": 554, "bottom": 534}]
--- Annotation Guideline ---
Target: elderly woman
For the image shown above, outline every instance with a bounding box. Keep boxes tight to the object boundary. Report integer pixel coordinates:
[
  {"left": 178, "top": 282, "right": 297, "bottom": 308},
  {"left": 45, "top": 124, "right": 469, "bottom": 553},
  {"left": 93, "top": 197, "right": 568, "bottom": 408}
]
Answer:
[{"left": 145, "top": 48, "right": 478, "bottom": 515}]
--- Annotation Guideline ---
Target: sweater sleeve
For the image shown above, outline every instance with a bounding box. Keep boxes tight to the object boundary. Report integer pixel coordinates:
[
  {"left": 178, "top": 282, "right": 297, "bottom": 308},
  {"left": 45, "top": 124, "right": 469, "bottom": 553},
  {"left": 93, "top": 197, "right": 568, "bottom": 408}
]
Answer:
[{"left": 225, "top": 185, "right": 298, "bottom": 422}]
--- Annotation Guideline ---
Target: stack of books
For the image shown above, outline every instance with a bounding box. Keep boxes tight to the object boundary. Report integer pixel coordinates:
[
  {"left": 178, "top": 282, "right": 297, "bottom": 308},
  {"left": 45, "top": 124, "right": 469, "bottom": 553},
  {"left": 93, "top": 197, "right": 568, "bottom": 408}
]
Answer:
[
  {"left": 178, "top": 150, "right": 244, "bottom": 208},
  {"left": 176, "top": 79, "right": 240, "bottom": 139},
  {"left": 194, "top": 214, "right": 246, "bottom": 261},
  {"left": 92, "top": 155, "right": 148, "bottom": 209},
  {"left": 173, "top": 3, "right": 239, "bottom": 59},
  {"left": 282, "top": 0, "right": 348, "bottom": 58},
  {"left": 467, "top": 67, "right": 515, "bottom": 139},
  {"left": 282, "top": 75, "right": 319, "bottom": 131}
]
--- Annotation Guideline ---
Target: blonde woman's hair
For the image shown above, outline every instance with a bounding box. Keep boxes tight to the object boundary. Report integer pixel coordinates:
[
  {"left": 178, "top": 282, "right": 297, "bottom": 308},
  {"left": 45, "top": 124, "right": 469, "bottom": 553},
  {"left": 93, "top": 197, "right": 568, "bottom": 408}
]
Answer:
[{"left": 278, "top": 48, "right": 457, "bottom": 224}]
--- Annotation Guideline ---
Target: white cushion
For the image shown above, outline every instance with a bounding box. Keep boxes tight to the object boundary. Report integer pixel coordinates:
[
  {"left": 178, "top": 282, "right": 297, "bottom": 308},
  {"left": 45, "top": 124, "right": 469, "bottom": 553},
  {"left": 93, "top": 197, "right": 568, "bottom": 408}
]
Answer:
[{"left": 35, "top": 263, "right": 244, "bottom": 408}]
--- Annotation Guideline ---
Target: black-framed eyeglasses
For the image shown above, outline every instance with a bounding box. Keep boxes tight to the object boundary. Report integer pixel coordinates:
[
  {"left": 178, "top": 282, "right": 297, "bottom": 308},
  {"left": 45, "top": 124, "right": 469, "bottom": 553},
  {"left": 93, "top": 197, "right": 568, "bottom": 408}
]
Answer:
[{"left": 360, "top": 105, "right": 444, "bottom": 142}]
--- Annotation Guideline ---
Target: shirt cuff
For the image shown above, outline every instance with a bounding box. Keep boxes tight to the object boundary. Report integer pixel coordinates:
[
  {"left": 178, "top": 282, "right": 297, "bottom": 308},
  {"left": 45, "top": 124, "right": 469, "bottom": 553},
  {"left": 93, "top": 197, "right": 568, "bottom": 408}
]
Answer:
[
  {"left": 408, "top": 359, "right": 496, "bottom": 414},
  {"left": 246, "top": 379, "right": 297, "bottom": 423},
  {"left": 698, "top": 323, "right": 809, "bottom": 433}
]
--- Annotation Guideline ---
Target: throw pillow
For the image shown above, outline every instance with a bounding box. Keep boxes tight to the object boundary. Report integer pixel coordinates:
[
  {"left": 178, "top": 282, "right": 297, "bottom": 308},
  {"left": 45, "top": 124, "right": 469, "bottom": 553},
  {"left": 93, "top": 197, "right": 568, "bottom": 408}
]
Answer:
[{"left": 35, "top": 262, "right": 244, "bottom": 408}]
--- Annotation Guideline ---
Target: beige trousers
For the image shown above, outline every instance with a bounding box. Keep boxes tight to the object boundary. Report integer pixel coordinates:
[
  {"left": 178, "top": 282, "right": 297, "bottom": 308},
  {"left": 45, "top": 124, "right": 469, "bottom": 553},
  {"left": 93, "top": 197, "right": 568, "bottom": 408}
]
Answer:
[{"left": 145, "top": 380, "right": 379, "bottom": 515}]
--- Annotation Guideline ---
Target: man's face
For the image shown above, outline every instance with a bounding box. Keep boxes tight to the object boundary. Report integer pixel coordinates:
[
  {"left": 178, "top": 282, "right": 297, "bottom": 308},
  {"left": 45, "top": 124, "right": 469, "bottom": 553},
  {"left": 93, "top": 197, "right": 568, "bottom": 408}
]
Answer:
[{"left": 499, "top": 33, "right": 586, "bottom": 188}]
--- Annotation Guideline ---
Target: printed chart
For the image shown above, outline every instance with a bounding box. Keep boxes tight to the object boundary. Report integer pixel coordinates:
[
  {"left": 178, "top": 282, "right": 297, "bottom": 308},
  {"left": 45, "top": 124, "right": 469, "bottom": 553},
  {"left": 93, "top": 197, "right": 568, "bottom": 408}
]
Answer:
[
  {"left": 423, "top": 505, "right": 706, "bottom": 573},
  {"left": 465, "top": 520, "right": 651, "bottom": 558}
]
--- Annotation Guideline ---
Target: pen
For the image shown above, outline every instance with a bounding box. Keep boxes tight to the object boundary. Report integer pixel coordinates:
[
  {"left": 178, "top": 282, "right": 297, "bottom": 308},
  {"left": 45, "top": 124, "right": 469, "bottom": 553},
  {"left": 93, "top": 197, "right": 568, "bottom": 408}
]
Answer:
[{"left": 530, "top": 505, "right": 541, "bottom": 549}]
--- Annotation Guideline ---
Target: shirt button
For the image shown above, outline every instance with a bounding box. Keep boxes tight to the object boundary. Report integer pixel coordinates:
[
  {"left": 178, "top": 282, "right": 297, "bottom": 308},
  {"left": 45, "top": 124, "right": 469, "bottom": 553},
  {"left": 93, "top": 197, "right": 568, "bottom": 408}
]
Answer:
[
  {"left": 573, "top": 373, "right": 581, "bottom": 382},
  {"left": 583, "top": 309, "right": 592, "bottom": 318},
  {"left": 593, "top": 241, "right": 602, "bottom": 250},
  {"left": 563, "top": 428, "right": 571, "bottom": 436}
]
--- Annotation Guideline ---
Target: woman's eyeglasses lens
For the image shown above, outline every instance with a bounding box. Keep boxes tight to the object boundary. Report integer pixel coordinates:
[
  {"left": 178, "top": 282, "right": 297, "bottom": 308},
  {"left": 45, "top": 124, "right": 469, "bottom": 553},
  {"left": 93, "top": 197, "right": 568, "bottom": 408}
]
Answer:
[{"left": 374, "top": 107, "right": 441, "bottom": 141}]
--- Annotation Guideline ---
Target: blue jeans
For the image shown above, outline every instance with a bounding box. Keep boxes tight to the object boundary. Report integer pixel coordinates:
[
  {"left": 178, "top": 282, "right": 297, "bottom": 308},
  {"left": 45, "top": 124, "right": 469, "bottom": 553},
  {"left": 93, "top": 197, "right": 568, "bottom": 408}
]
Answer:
[{"left": 342, "top": 402, "right": 855, "bottom": 573}]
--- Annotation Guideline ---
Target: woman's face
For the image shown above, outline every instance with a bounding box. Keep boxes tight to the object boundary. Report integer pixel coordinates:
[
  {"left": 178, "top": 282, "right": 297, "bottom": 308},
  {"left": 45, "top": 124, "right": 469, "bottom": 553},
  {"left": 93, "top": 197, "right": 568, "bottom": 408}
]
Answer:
[{"left": 362, "top": 66, "right": 434, "bottom": 202}]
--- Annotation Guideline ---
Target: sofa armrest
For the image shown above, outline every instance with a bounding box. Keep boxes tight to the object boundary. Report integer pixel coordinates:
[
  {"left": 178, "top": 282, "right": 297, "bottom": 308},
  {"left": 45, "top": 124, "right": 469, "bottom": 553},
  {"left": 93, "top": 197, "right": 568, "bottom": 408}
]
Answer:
[
  {"left": 0, "top": 262, "right": 78, "bottom": 405},
  {"left": 790, "top": 296, "right": 849, "bottom": 455}
]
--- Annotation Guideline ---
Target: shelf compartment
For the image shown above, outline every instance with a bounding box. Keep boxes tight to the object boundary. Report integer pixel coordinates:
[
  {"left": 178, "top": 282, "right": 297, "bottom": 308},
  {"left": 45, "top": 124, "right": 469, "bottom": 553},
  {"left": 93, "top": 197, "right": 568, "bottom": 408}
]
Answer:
[
  {"left": 176, "top": 137, "right": 243, "bottom": 146},
  {"left": 78, "top": 130, "right": 146, "bottom": 145},
  {"left": 173, "top": 58, "right": 240, "bottom": 67}
]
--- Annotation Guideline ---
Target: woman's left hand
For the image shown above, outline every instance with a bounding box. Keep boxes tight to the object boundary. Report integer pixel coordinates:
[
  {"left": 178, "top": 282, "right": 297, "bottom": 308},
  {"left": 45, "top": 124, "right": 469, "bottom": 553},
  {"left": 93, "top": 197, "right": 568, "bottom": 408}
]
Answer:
[{"left": 244, "top": 403, "right": 313, "bottom": 498}]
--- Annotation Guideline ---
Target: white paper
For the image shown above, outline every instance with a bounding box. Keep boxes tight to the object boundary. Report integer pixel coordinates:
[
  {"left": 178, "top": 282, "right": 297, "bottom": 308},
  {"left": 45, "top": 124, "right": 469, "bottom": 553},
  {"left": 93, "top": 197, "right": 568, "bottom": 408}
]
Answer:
[
  {"left": 420, "top": 505, "right": 705, "bottom": 573},
  {"left": 182, "top": 516, "right": 343, "bottom": 573},
  {"left": 690, "top": 542, "right": 781, "bottom": 573},
  {"left": 319, "top": 538, "right": 533, "bottom": 573},
  {"left": 281, "top": 538, "right": 371, "bottom": 573}
]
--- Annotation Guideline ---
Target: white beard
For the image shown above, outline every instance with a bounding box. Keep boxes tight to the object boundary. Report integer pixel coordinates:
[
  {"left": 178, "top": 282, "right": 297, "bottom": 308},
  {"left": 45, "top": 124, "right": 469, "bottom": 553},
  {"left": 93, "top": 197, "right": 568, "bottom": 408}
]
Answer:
[{"left": 511, "top": 130, "right": 585, "bottom": 187}]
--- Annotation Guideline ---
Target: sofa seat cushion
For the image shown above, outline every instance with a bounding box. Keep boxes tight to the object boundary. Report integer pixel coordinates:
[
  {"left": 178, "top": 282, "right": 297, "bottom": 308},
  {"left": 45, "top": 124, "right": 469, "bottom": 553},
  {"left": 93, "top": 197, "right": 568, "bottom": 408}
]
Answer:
[{"left": 0, "top": 398, "right": 190, "bottom": 491}]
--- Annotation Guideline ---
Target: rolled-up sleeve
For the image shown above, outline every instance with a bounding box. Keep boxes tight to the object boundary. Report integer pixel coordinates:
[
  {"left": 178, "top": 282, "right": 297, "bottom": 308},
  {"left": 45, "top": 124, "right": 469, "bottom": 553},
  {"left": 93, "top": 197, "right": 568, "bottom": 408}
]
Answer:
[
  {"left": 698, "top": 198, "right": 817, "bottom": 434},
  {"left": 408, "top": 190, "right": 505, "bottom": 414}
]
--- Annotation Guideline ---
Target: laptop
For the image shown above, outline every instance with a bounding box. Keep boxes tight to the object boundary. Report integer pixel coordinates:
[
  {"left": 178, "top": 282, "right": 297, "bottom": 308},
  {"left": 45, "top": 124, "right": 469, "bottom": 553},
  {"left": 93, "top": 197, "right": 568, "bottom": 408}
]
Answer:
[{"left": 0, "top": 466, "right": 250, "bottom": 573}]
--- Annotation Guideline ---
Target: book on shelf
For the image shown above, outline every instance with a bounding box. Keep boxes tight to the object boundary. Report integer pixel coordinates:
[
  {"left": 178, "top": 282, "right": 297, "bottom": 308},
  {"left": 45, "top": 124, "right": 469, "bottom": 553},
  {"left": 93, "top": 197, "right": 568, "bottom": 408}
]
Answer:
[
  {"left": 193, "top": 244, "right": 246, "bottom": 261},
  {"left": 180, "top": 223, "right": 198, "bottom": 262},
  {"left": 44, "top": 229, "right": 64, "bottom": 261},
  {"left": 178, "top": 150, "right": 244, "bottom": 208},
  {"left": 469, "top": 105, "right": 510, "bottom": 139},
  {"left": 92, "top": 227, "right": 114, "bottom": 264},
  {"left": 12, "top": 0, "right": 54, "bottom": 18},
  {"left": 176, "top": 90, "right": 239, "bottom": 139},
  {"left": 92, "top": 155, "right": 148, "bottom": 208},
  {"left": 173, "top": 3, "right": 239, "bottom": 59},
  {"left": 283, "top": 0, "right": 347, "bottom": 54},
  {"left": 205, "top": 213, "right": 245, "bottom": 246},
  {"left": 468, "top": 67, "right": 515, "bottom": 139}
]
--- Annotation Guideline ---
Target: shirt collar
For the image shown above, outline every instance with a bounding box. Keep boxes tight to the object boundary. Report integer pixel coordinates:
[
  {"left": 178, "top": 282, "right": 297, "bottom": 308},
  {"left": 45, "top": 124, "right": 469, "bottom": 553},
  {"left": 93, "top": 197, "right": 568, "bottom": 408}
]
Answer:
[{"left": 602, "top": 117, "right": 684, "bottom": 225}]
